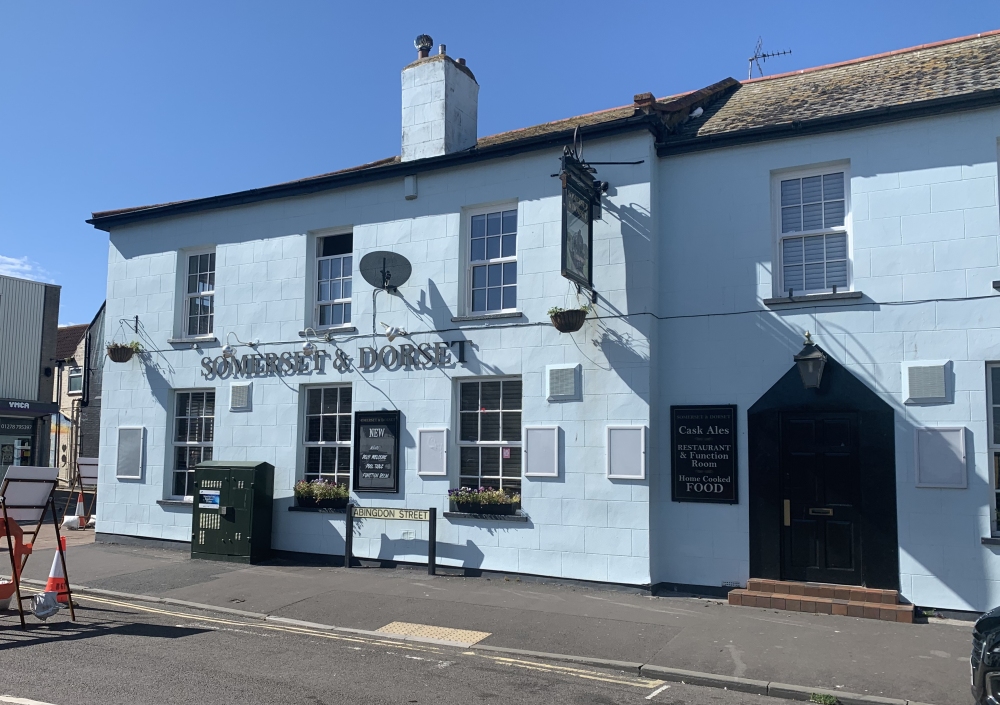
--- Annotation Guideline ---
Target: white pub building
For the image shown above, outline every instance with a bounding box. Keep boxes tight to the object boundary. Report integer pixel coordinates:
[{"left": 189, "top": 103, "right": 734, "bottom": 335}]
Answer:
[{"left": 90, "top": 32, "right": 1000, "bottom": 614}]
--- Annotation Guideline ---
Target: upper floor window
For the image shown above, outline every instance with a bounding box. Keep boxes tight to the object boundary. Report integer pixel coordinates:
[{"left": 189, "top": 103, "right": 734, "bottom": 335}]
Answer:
[
  {"left": 316, "top": 233, "right": 352, "bottom": 328},
  {"left": 67, "top": 368, "right": 83, "bottom": 394},
  {"left": 777, "top": 171, "right": 849, "bottom": 296},
  {"left": 469, "top": 208, "right": 517, "bottom": 313},
  {"left": 185, "top": 250, "right": 215, "bottom": 336}
]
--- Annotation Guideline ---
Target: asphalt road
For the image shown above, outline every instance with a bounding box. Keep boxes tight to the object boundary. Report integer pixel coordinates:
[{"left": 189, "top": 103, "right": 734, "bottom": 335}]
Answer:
[{"left": 0, "top": 597, "right": 793, "bottom": 705}]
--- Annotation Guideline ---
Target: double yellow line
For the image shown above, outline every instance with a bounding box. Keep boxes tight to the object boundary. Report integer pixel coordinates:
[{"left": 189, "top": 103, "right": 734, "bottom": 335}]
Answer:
[{"left": 77, "top": 595, "right": 663, "bottom": 692}]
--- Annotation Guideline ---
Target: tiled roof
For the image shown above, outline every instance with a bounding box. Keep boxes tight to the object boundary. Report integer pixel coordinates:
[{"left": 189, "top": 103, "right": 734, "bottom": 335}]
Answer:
[
  {"left": 89, "top": 30, "right": 1000, "bottom": 227},
  {"left": 662, "top": 29, "right": 1000, "bottom": 150},
  {"left": 55, "top": 324, "right": 87, "bottom": 363}
]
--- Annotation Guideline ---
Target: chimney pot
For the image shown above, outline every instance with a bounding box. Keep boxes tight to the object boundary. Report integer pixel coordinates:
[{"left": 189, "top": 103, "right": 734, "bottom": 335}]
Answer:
[
  {"left": 458, "top": 58, "right": 466, "bottom": 66},
  {"left": 439, "top": 44, "right": 446, "bottom": 55},
  {"left": 414, "top": 34, "right": 433, "bottom": 59}
]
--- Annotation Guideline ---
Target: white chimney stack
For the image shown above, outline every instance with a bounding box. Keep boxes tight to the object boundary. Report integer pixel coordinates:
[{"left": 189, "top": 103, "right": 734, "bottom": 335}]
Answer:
[{"left": 401, "top": 35, "right": 479, "bottom": 162}]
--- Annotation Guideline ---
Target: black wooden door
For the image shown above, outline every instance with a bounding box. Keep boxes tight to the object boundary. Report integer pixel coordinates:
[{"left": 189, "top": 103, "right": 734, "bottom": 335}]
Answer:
[{"left": 780, "top": 413, "right": 863, "bottom": 585}]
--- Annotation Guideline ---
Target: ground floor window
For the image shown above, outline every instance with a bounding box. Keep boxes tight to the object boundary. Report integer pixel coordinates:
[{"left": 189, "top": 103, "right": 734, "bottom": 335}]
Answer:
[
  {"left": 989, "top": 364, "right": 1000, "bottom": 534},
  {"left": 458, "top": 378, "right": 521, "bottom": 493},
  {"left": 304, "top": 385, "right": 352, "bottom": 485},
  {"left": 173, "top": 390, "right": 215, "bottom": 497}
]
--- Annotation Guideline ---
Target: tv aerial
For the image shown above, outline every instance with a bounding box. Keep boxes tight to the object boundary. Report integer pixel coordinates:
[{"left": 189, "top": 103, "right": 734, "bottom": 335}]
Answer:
[
  {"left": 748, "top": 37, "right": 791, "bottom": 80},
  {"left": 359, "top": 251, "right": 413, "bottom": 338}
]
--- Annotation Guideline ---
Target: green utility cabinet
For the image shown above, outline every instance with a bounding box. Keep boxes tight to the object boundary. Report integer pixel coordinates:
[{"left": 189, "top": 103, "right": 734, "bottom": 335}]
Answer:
[{"left": 191, "top": 461, "right": 274, "bottom": 564}]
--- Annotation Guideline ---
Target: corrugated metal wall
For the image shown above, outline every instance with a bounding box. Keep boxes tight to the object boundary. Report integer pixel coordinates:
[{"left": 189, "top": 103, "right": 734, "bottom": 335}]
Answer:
[{"left": 0, "top": 275, "right": 45, "bottom": 400}]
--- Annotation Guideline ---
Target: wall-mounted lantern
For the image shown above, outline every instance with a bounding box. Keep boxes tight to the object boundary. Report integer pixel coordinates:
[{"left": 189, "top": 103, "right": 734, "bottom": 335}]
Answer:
[{"left": 793, "top": 332, "right": 827, "bottom": 389}]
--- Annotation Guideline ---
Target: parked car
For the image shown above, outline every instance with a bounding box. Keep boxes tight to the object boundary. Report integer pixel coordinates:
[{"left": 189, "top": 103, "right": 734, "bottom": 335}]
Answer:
[{"left": 973, "top": 606, "right": 1000, "bottom": 703}]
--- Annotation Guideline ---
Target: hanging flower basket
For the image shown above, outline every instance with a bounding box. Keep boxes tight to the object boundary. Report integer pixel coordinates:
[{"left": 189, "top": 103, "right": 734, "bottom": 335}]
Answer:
[
  {"left": 548, "top": 308, "right": 588, "bottom": 333},
  {"left": 106, "top": 343, "right": 138, "bottom": 363}
]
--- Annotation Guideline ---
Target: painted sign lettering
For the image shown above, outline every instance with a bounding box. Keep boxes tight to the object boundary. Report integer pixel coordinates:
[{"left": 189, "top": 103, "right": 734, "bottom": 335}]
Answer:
[
  {"left": 671, "top": 405, "right": 738, "bottom": 504},
  {"left": 353, "top": 410, "right": 401, "bottom": 493},
  {"left": 353, "top": 507, "right": 429, "bottom": 521}
]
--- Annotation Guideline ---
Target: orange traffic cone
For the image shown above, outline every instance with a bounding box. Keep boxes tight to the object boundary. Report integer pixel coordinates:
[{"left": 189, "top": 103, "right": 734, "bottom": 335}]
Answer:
[
  {"left": 44, "top": 537, "right": 69, "bottom": 604},
  {"left": 75, "top": 492, "right": 89, "bottom": 527}
]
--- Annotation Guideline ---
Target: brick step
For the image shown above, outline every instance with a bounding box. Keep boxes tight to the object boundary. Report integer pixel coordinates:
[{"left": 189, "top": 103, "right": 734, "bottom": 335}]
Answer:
[
  {"left": 746, "top": 578, "right": 900, "bottom": 605},
  {"left": 729, "top": 589, "right": 913, "bottom": 623}
]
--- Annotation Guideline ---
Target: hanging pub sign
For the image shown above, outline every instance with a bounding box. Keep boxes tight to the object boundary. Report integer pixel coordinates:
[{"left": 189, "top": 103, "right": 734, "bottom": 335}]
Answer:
[
  {"left": 560, "top": 149, "right": 604, "bottom": 290},
  {"left": 353, "top": 410, "right": 401, "bottom": 493},
  {"left": 670, "top": 405, "right": 738, "bottom": 504}
]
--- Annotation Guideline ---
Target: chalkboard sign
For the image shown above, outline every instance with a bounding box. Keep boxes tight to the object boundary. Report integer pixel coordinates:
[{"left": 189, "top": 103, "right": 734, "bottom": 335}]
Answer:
[
  {"left": 671, "top": 405, "right": 737, "bottom": 504},
  {"left": 353, "top": 410, "right": 401, "bottom": 493}
]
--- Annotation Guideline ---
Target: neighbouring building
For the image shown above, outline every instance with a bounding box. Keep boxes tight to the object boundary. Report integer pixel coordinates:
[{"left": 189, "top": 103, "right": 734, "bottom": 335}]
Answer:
[
  {"left": 51, "top": 303, "right": 107, "bottom": 484},
  {"left": 88, "top": 32, "right": 1000, "bottom": 613},
  {"left": 0, "top": 273, "right": 60, "bottom": 479}
]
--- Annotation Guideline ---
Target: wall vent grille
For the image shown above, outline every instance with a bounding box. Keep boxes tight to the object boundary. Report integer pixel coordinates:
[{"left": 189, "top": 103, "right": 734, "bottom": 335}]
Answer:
[
  {"left": 908, "top": 365, "right": 946, "bottom": 400},
  {"left": 546, "top": 364, "right": 581, "bottom": 401},
  {"left": 230, "top": 382, "right": 252, "bottom": 411}
]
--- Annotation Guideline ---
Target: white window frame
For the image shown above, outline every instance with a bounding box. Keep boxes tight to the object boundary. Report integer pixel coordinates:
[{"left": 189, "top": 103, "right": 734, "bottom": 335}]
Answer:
[
  {"left": 67, "top": 367, "right": 83, "bottom": 395},
  {"left": 311, "top": 229, "right": 354, "bottom": 332},
  {"left": 771, "top": 164, "right": 852, "bottom": 298},
  {"left": 179, "top": 247, "right": 217, "bottom": 339},
  {"left": 464, "top": 202, "right": 519, "bottom": 316},
  {"left": 986, "top": 363, "right": 1000, "bottom": 535},
  {"left": 302, "top": 384, "right": 353, "bottom": 486},
  {"left": 456, "top": 376, "right": 522, "bottom": 492},
  {"left": 171, "top": 389, "right": 216, "bottom": 499}
]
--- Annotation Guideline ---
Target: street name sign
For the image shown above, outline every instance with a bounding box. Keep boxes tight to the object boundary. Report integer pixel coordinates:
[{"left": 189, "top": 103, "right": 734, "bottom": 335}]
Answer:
[{"left": 353, "top": 507, "right": 430, "bottom": 521}]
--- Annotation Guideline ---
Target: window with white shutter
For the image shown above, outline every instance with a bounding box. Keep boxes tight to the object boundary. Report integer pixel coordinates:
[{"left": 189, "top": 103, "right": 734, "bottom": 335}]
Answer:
[{"left": 776, "top": 169, "right": 850, "bottom": 296}]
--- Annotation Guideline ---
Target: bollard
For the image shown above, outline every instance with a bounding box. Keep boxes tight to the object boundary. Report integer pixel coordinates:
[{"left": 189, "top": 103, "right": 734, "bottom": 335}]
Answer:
[
  {"left": 344, "top": 504, "right": 354, "bottom": 568},
  {"left": 428, "top": 507, "right": 436, "bottom": 576}
]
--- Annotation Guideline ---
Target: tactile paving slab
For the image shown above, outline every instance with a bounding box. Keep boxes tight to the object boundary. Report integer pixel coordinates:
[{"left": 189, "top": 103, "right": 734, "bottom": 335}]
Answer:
[{"left": 376, "top": 621, "right": 491, "bottom": 646}]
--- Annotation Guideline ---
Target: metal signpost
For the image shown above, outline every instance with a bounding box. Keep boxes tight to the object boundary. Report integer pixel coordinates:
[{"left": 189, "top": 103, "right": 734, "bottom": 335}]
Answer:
[{"left": 345, "top": 505, "right": 437, "bottom": 575}]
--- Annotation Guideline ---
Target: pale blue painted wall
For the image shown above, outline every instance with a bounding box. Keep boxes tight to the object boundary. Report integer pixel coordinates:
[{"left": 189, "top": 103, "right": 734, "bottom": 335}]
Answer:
[
  {"left": 96, "top": 132, "right": 656, "bottom": 586},
  {"left": 653, "top": 107, "right": 1000, "bottom": 611}
]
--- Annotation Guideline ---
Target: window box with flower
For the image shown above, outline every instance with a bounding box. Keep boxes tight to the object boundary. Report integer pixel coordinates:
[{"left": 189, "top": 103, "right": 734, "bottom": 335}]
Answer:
[
  {"left": 295, "top": 479, "right": 350, "bottom": 509},
  {"left": 448, "top": 487, "right": 521, "bottom": 516}
]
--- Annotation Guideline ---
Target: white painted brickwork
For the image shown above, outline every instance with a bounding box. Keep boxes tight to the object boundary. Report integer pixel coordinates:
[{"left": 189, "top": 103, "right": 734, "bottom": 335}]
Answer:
[{"left": 401, "top": 56, "right": 478, "bottom": 162}]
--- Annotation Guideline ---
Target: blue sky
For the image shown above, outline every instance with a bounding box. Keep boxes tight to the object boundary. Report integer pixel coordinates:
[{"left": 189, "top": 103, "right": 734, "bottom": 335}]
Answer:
[{"left": 1, "top": 1, "right": 997, "bottom": 325}]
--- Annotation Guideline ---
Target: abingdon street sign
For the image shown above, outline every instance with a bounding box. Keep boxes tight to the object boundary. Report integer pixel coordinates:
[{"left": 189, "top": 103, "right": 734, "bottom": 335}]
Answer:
[{"left": 199, "top": 339, "right": 472, "bottom": 380}]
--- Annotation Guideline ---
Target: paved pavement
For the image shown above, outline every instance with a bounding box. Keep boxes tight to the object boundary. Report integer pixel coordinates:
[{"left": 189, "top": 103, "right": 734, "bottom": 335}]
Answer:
[
  {"left": 0, "top": 595, "right": 792, "bottom": 705},
  {"left": 9, "top": 530, "right": 975, "bottom": 705}
]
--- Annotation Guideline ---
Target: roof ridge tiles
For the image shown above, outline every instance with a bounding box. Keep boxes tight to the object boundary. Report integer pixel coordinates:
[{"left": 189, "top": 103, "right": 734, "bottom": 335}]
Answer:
[{"left": 742, "top": 27, "right": 1000, "bottom": 85}]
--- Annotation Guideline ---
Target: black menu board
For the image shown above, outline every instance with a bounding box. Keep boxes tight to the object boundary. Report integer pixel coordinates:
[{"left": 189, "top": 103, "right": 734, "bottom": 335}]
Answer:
[
  {"left": 671, "top": 405, "right": 738, "bottom": 504},
  {"left": 353, "top": 410, "right": 401, "bottom": 493}
]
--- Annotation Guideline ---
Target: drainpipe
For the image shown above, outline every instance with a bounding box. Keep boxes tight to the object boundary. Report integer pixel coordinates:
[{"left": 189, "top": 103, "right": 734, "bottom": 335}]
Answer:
[{"left": 54, "top": 360, "right": 63, "bottom": 474}]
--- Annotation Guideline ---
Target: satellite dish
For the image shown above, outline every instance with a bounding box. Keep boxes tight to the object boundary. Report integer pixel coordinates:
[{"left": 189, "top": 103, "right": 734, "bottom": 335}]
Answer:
[{"left": 359, "top": 251, "right": 412, "bottom": 292}]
